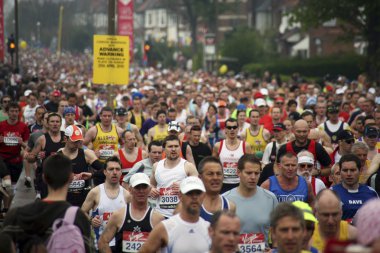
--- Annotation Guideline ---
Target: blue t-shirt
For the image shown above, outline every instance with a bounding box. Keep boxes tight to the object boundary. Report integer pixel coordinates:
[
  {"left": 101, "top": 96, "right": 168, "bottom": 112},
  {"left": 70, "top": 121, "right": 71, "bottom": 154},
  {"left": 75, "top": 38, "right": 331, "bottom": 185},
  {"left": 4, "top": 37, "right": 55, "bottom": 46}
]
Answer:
[
  {"left": 269, "top": 175, "right": 308, "bottom": 203},
  {"left": 331, "top": 183, "right": 378, "bottom": 220}
]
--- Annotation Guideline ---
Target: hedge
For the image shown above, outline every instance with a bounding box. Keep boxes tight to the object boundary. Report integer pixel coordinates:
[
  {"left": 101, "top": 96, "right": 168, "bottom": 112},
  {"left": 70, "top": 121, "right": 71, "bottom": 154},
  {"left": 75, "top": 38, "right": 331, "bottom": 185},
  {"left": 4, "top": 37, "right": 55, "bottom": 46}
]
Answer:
[{"left": 242, "top": 54, "right": 365, "bottom": 80}]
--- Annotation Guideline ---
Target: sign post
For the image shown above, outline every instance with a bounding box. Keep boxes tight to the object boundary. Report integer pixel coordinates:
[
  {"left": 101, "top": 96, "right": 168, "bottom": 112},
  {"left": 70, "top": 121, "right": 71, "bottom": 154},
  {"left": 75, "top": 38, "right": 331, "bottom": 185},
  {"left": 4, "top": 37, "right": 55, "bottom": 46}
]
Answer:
[
  {"left": 203, "top": 33, "right": 216, "bottom": 72},
  {"left": 93, "top": 35, "right": 130, "bottom": 85}
]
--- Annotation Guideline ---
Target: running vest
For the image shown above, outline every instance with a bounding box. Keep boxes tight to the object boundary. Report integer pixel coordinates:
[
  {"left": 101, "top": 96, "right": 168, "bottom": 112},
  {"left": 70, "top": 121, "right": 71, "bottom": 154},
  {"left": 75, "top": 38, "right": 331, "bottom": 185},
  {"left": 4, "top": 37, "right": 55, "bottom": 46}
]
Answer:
[
  {"left": 93, "top": 184, "right": 127, "bottom": 248},
  {"left": 43, "top": 131, "right": 65, "bottom": 160},
  {"left": 93, "top": 123, "right": 119, "bottom": 161},
  {"left": 269, "top": 175, "right": 308, "bottom": 202},
  {"left": 324, "top": 121, "right": 344, "bottom": 144},
  {"left": 115, "top": 203, "right": 153, "bottom": 253},
  {"left": 23, "top": 104, "right": 38, "bottom": 125},
  {"left": 200, "top": 196, "right": 230, "bottom": 222},
  {"left": 58, "top": 148, "right": 90, "bottom": 207},
  {"left": 155, "top": 158, "right": 187, "bottom": 218},
  {"left": 161, "top": 214, "right": 211, "bottom": 253},
  {"left": 152, "top": 124, "right": 168, "bottom": 141},
  {"left": 130, "top": 111, "right": 145, "bottom": 129},
  {"left": 312, "top": 221, "right": 349, "bottom": 253},
  {"left": 218, "top": 140, "right": 246, "bottom": 184},
  {"left": 285, "top": 140, "right": 317, "bottom": 160},
  {"left": 245, "top": 126, "right": 267, "bottom": 153},
  {"left": 118, "top": 148, "right": 143, "bottom": 183}
]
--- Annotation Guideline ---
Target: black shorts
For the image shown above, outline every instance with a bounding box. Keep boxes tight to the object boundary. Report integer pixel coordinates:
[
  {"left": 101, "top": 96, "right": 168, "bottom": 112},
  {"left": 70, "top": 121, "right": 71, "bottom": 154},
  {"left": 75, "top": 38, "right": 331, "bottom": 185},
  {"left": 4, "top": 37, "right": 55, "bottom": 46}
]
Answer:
[{"left": 4, "top": 161, "right": 23, "bottom": 183}]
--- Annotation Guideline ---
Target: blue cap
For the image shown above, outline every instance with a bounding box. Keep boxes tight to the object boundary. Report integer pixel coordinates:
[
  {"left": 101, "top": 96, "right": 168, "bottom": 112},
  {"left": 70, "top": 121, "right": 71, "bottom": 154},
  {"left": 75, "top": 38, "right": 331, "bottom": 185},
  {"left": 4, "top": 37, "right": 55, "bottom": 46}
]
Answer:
[
  {"left": 237, "top": 104, "right": 247, "bottom": 110},
  {"left": 63, "top": 106, "right": 75, "bottom": 116}
]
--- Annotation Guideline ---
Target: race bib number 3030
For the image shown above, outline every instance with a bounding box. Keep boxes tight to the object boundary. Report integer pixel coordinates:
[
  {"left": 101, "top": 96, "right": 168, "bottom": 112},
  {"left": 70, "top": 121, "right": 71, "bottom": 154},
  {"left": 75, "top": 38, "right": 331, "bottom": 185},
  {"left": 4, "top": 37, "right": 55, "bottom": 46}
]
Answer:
[
  {"left": 239, "top": 233, "right": 265, "bottom": 253},
  {"left": 122, "top": 232, "right": 149, "bottom": 253}
]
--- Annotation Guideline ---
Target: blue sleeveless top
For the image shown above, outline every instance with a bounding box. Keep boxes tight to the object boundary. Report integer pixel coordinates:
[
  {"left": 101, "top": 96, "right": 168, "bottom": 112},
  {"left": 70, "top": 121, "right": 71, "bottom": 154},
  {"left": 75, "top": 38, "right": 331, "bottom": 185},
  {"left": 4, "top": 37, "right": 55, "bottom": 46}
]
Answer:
[
  {"left": 269, "top": 175, "right": 308, "bottom": 202},
  {"left": 200, "top": 196, "right": 230, "bottom": 222}
]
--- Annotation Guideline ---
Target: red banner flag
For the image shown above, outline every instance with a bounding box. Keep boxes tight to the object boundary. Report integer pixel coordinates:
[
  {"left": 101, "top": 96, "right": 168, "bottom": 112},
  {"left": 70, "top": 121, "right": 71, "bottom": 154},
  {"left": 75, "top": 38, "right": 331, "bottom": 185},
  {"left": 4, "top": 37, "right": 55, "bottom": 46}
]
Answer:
[
  {"left": 0, "top": 0, "right": 4, "bottom": 62},
  {"left": 117, "top": 0, "right": 134, "bottom": 62}
]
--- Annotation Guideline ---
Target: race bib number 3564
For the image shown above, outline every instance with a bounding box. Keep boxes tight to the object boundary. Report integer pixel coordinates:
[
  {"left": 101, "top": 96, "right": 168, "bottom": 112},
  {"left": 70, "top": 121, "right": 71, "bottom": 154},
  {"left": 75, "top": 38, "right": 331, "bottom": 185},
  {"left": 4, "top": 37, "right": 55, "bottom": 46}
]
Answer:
[{"left": 239, "top": 233, "right": 265, "bottom": 253}]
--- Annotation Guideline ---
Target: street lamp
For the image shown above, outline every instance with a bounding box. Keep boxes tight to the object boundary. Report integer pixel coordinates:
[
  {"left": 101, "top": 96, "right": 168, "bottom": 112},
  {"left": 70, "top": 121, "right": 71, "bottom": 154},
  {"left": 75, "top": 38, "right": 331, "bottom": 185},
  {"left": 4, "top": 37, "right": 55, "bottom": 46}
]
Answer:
[{"left": 36, "top": 21, "right": 41, "bottom": 47}]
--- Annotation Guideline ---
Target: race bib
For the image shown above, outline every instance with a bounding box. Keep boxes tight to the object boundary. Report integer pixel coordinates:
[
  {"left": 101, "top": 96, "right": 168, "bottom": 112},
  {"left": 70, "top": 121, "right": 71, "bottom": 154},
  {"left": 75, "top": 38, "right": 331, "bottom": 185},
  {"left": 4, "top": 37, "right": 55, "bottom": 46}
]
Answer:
[
  {"left": 122, "top": 232, "right": 149, "bottom": 253},
  {"left": 223, "top": 162, "right": 238, "bottom": 179},
  {"left": 239, "top": 233, "right": 265, "bottom": 253},
  {"left": 68, "top": 180, "right": 85, "bottom": 192},
  {"left": 158, "top": 188, "right": 179, "bottom": 209},
  {"left": 99, "top": 149, "right": 114, "bottom": 159},
  {"left": 4, "top": 136, "right": 19, "bottom": 146}
]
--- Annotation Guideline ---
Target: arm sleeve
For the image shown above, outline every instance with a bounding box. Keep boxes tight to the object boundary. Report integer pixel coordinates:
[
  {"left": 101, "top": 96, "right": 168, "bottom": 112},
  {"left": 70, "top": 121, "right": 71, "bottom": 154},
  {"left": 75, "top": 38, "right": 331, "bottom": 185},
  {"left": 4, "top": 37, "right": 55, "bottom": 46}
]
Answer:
[
  {"left": 123, "top": 161, "right": 145, "bottom": 183},
  {"left": 90, "top": 160, "right": 104, "bottom": 171}
]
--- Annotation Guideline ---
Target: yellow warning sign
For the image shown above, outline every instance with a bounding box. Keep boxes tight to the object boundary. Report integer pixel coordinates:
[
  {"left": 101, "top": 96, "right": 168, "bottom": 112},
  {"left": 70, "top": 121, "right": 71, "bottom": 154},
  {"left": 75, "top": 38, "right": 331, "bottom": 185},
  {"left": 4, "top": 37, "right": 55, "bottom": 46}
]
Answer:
[{"left": 93, "top": 35, "right": 129, "bottom": 85}]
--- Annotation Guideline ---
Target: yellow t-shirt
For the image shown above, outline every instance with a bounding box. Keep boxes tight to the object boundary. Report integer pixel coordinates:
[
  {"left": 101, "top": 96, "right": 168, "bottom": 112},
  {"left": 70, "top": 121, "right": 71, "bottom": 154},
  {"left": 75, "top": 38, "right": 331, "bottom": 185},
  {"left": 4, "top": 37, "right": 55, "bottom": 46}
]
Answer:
[
  {"left": 245, "top": 126, "right": 267, "bottom": 153},
  {"left": 312, "top": 220, "right": 349, "bottom": 252},
  {"left": 93, "top": 123, "right": 119, "bottom": 162},
  {"left": 153, "top": 124, "right": 168, "bottom": 141}
]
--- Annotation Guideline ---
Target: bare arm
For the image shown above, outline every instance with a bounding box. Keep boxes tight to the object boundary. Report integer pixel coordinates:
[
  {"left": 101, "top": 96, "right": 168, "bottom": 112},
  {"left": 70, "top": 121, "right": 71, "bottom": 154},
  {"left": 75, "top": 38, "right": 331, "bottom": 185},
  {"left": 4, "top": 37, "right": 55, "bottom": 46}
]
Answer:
[
  {"left": 212, "top": 142, "right": 221, "bottom": 157},
  {"left": 229, "top": 200, "right": 236, "bottom": 213},
  {"left": 133, "top": 125, "right": 144, "bottom": 148},
  {"left": 367, "top": 154, "right": 380, "bottom": 177},
  {"left": 320, "top": 165, "right": 331, "bottom": 177},
  {"left": 260, "top": 179, "right": 270, "bottom": 190},
  {"left": 184, "top": 161, "right": 199, "bottom": 176},
  {"left": 81, "top": 187, "right": 98, "bottom": 215},
  {"left": 98, "top": 208, "right": 125, "bottom": 253},
  {"left": 263, "top": 129, "right": 271, "bottom": 142},
  {"left": 185, "top": 145, "right": 196, "bottom": 165},
  {"left": 306, "top": 181, "right": 315, "bottom": 208},
  {"left": 84, "top": 149, "right": 99, "bottom": 164},
  {"left": 147, "top": 128, "right": 154, "bottom": 145},
  {"left": 151, "top": 210, "right": 165, "bottom": 227},
  {"left": 27, "top": 135, "right": 45, "bottom": 163},
  {"left": 139, "top": 222, "right": 168, "bottom": 253},
  {"left": 83, "top": 126, "right": 96, "bottom": 146},
  {"left": 347, "top": 224, "right": 358, "bottom": 240},
  {"left": 142, "top": 150, "right": 148, "bottom": 159},
  {"left": 244, "top": 142, "right": 252, "bottom": 155}
]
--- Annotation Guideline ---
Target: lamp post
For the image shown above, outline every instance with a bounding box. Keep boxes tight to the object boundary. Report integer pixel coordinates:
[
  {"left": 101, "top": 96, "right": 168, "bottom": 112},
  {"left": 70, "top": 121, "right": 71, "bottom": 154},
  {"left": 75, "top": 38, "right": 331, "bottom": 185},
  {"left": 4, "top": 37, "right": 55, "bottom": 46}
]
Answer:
[{"left": 36, "top": 21, "right": 41, "bottom": 47}]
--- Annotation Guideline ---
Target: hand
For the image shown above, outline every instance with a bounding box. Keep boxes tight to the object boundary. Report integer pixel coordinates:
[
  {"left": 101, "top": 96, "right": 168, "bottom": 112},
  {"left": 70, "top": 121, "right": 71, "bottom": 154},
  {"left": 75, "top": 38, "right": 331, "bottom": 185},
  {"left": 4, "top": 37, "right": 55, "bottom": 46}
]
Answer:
[
  {"left": 17, "top": 137, "right": 23, "bottom": 144},
  {"left": 37, "top": 151, "right": 46, "bottom": 160},
  {"left": 150, "top": 187, "right": 160, "bottom": 199},
  {"left": 94, "top": 150, "right": 101, "bottom": 158},
  {"left": 79, "top": 172, "right": 92, "bottom": 180},
  {"left": 91, "top": 215, "right": 101, "bottom": 228},
  {"left": 171, "top": 182, "right": 180, "bottom": 195}
]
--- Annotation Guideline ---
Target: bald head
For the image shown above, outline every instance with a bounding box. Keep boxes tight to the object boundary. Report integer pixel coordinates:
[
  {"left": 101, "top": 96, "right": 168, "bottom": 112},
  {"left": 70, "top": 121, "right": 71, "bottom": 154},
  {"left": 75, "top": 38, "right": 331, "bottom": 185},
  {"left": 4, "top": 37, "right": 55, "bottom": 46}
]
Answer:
[
  {"left": 294, "top": 119, "right": 309, "bottom": 130},
  {"left": 315, "top": 189, "right": 341, "bottom": 211}
]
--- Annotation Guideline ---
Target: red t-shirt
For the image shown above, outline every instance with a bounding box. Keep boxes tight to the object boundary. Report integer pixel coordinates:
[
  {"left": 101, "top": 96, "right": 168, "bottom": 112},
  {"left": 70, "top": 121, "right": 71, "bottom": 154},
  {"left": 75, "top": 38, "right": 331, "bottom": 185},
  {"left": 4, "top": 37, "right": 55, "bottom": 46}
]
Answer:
[
  {"left": 259, "top": 114, "right": 273, "bottom": 132},
  {"left": 0, "top": 120, "right": 30, "bottom": 163}
]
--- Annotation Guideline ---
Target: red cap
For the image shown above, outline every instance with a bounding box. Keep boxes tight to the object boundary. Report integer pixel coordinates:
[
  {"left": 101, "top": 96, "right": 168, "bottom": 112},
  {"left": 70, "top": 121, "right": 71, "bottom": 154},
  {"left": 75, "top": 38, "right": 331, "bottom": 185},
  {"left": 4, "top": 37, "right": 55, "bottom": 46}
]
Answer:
[
  {"left": 253, "top": 92, "right": 264, "bottom": 99},
  {"left": 275, "top": 96, "right": 285, "bottom": 102},
  {"left": 64, "top": 125, "right": 83, "bottom": 142},
  {"left": 218, "top": 100, "right": 227, "bottom": 107},
  {"left": 52, "top": 90, "right": 61, "bottom": 97}
]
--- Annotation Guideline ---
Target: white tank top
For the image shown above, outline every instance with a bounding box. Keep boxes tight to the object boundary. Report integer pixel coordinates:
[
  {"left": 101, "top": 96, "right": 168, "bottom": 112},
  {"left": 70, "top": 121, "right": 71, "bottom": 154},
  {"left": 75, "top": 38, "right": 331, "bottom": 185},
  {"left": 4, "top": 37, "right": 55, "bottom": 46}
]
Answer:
[
  {"left": 23, "top": 105, "right": 38, "bottom": 125},
  {"left": 219, "top": 140, "right": 245, "bottom": 184},
  {"left": 155, "top": 158, "right": 187, "bottom": 218},
  {"left": 161, "top": 214, "right": 211, "bottom": 253},
  {"left": 96, "top": 184, "right": 127, "bottom": 247}
]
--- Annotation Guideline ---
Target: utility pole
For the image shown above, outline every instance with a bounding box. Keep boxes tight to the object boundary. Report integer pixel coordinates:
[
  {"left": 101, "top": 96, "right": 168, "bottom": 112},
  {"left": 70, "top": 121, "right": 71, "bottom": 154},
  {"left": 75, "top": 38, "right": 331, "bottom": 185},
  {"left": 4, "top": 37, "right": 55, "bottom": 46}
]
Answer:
[
  {"left": 14, "top": 0, "right": 19, "bottom": 70},
  {"left": 108, "top": 0, "right": 116, "bottom": 35},
  {"left": 57, "top": 5, "right": 64, "bottom": 56},
  {"left": 107, "top": 0, "right": 116, "bottom": 108}
]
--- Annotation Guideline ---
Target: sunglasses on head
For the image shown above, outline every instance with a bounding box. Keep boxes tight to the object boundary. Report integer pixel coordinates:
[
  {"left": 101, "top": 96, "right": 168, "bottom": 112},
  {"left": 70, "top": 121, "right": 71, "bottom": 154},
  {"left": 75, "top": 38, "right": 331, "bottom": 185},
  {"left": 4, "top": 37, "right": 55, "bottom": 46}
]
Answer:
[{"left": 226, "top": 126, "right": 238, "bottom": 130}]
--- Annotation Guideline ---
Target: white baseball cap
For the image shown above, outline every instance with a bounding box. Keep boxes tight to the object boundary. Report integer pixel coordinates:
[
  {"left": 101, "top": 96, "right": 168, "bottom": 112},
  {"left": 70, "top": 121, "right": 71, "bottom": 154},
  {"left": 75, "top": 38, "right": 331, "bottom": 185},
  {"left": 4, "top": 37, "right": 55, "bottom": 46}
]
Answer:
[
  {"left": 255, "top": 98, "right": 267, "bottom": 107},
  {"left": 168, "top": 121, "right": 181, "bottom": 132},
  {"left": 129, "top": 173, "right": 150, "bottom": 188},
  {"left": 64, "top": 125, "right": 83, "bottom": 142},
  {"left": 298, "top": 156, "right": 314, "bottom": 165},
  {"left": 180, "top": 176, "right": 206, "bottom": 194}
]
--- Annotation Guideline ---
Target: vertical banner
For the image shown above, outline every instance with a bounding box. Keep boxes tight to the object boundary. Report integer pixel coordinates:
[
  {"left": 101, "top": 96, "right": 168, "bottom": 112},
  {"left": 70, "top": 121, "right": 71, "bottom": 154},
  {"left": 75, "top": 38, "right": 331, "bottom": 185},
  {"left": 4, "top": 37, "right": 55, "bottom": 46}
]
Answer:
[
  {"left": 0, "top": 0, "right": 4, "bottom": 62},
  {"left": 117, "top": 0, "right": 134, "bottom": 62}
]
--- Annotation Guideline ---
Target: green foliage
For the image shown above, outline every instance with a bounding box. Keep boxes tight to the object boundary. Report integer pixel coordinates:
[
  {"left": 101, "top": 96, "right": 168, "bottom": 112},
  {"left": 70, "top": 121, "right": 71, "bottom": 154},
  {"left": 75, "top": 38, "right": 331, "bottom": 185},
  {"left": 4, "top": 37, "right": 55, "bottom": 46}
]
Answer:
[
  {"left": 220, "top": 28, "right": 277, "bottom": 70},
  {"left": 242, "top": 54, "right": 364, "bottom": 80},
  {"left": 290, "top": 0, "right": 380, "bottom": 81}
]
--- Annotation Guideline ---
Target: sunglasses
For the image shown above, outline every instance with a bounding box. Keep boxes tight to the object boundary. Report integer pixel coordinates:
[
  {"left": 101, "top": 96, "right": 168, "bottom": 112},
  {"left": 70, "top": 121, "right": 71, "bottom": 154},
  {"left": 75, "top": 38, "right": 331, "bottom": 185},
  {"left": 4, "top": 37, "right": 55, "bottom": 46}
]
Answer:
[
  {"left": 2, "top": 100, "right": 10, "bottom": 103},
  {"left": 299, "top": 164, "right": 313, "bottom": 168},
  {"left": 344, "top": 139, "right": 355, "bottom": 144},
  {"left": 226, "top": 126, "right": 238, "bottom": 130}
]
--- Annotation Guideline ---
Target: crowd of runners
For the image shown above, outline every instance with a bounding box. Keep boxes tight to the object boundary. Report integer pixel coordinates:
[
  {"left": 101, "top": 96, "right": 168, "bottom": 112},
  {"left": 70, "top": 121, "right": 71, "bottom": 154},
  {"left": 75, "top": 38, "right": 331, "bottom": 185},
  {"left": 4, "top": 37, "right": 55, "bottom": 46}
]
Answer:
[{"left": 0, "top": 49, "right": 380, "bottom": 252}]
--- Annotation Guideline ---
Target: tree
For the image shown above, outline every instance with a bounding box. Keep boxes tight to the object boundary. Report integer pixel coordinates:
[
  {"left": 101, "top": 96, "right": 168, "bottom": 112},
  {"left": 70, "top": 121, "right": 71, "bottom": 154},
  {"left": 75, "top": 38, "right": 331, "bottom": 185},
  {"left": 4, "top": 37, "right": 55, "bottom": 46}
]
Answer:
[{"left": 290, "top": 0, "right": 380, "bottom": 83}]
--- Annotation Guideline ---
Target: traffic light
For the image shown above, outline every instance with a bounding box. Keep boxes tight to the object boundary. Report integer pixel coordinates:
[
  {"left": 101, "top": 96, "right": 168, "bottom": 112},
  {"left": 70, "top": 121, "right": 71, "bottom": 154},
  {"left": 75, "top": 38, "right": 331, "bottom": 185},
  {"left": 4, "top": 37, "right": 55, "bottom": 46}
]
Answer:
[
  {"left": 7, "top": 37, "right": 16, "bottom": 55},
  {"left": 144, "top": 41, "right": 151, "bottom": 53}
]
